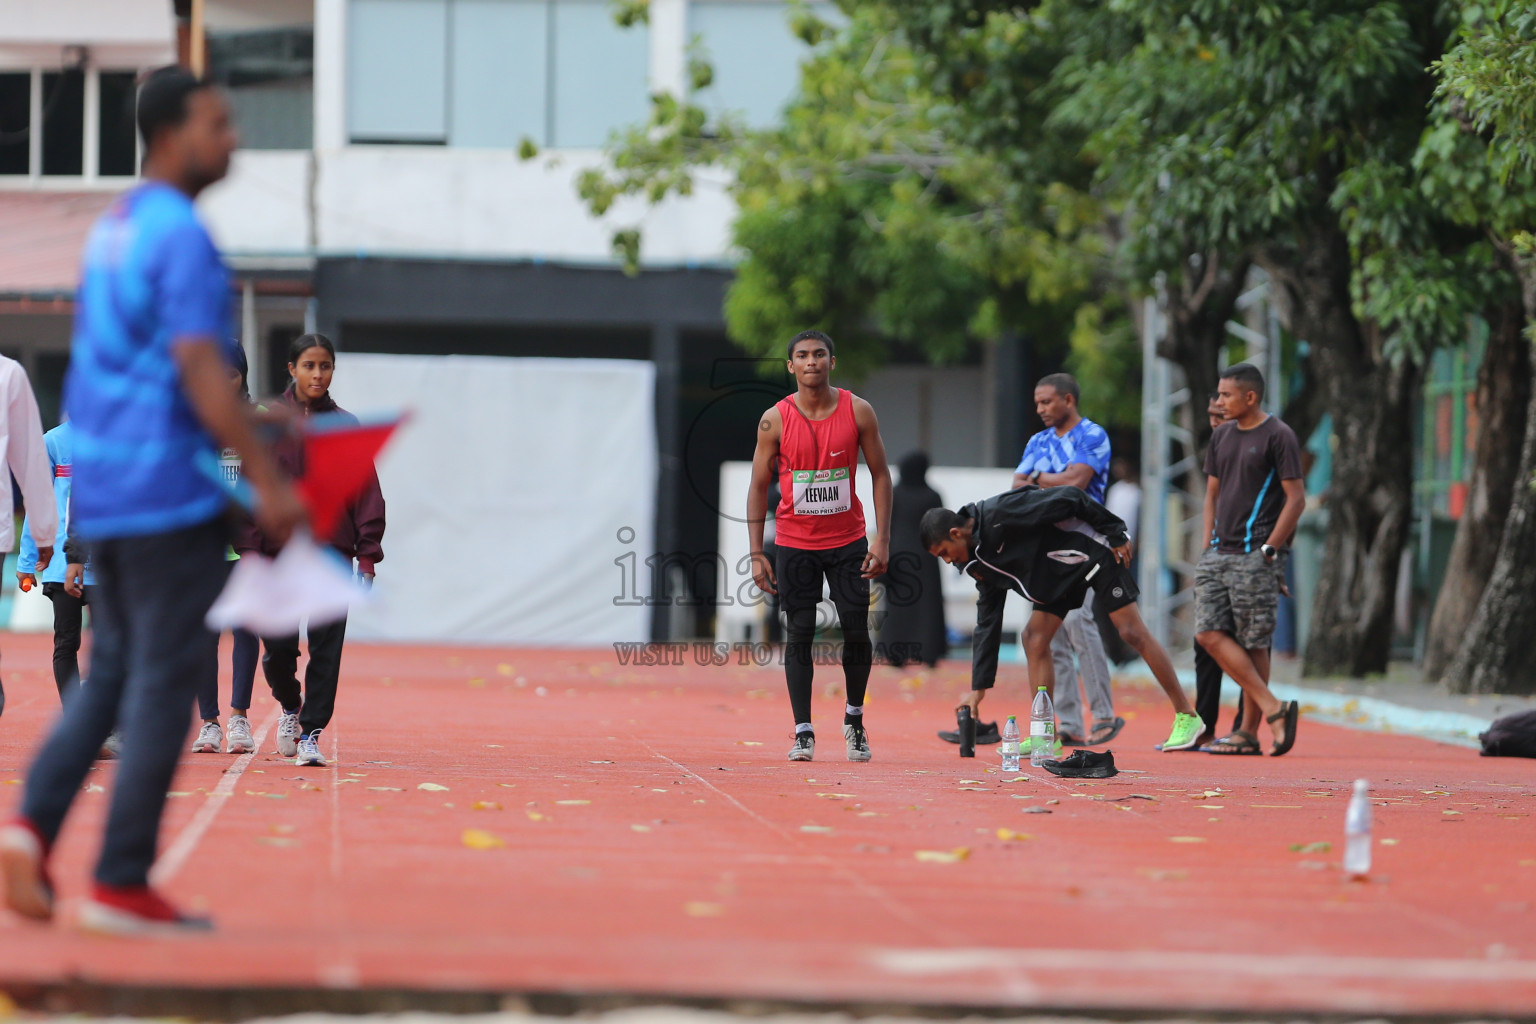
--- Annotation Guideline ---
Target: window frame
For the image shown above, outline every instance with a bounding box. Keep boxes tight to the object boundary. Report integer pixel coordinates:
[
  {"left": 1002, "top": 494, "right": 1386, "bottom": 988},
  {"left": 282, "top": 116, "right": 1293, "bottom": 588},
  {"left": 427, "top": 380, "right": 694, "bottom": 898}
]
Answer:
[{"left": 0, "top": 65, "right": 143, "bottom": 186}]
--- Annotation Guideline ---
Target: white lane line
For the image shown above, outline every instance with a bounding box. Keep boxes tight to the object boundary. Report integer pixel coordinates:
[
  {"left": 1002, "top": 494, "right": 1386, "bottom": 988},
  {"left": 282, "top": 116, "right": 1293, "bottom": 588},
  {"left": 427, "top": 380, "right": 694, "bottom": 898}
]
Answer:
[
  {"left": 633, "top": 737, "right": 971, "bottom": 949},
  {"left": 873, "top": 946, "right": 1536, "bottom": 983},
  {"left": 150, "top": 703, "right": 282, "bottom": 886}
]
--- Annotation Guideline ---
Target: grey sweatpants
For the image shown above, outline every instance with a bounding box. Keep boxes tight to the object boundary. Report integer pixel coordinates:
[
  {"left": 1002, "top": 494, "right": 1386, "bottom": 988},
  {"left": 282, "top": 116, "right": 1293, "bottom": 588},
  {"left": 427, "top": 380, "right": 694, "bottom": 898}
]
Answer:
[{"left": 1050, "top": 589, "right": 1115, "bottom": 738}]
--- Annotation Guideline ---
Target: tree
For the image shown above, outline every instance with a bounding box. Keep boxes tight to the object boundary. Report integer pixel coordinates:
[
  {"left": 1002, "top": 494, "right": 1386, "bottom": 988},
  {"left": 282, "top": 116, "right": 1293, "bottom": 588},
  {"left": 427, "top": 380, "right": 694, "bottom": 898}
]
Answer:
[
  {"left": 570, "top": 2, "right": 1121, "bottom": 390},
  {"left": 1432, "top": 0, "right": 1536, "bottom": 693},
  {"left": 881, "top": 0, "right": 1503, "bottom": 675}
]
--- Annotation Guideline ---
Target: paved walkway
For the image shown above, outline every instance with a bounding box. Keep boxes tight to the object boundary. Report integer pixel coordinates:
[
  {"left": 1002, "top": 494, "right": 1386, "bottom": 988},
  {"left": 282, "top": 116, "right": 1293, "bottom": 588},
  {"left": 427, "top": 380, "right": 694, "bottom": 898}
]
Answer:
[{"left": 1, "top": 634, "right": 1532, "bottom": 1018}]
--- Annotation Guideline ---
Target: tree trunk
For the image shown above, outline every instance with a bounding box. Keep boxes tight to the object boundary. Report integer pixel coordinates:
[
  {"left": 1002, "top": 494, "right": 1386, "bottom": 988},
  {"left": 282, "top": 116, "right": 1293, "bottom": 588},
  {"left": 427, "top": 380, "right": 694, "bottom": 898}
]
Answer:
[
  {"left": 1260, "top": 230, "right": 1421, "bottom": 677},
  {"left": 1159, "top": 252, "right": 1252, "bottom": 456},
  {"left": 1442, "top": 263, "right": 1536, "bottom": 694},
  {"left": 1423, "top": 298, "right": 1532, "bottom": 681}
]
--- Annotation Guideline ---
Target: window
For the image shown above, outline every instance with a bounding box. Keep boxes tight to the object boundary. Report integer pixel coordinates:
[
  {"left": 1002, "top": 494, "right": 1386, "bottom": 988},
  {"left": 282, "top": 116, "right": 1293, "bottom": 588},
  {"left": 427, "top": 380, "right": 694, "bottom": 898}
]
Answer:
[
  {"left": 347, "top": 0, "right": 650, "bottom": 149},
  {"left": 689, "top": 1, "right": 831, "bottom": 127},
  {"left": 98, "top": 72, "right": 138, "bottom": 175},
  {"left": 348, "top": 0, "right": 450, "bottom": 143},
  {"left": 450, "top": 0, "right": 548, "bottom": 148},
  {"left": 208, "top": 27, "right": 315, "bottom": 151},
  {"left": 549, "top": 1, "right": 649, "bottom": 148},
  {"left": 0, "top": 68, "right": 141, "bottom": 179},
  {"left": 40, "top": 71, "right": 85, "bottom": 176},
  {"left": 0, "top": 73, "right": 29, "bottom": 175}
]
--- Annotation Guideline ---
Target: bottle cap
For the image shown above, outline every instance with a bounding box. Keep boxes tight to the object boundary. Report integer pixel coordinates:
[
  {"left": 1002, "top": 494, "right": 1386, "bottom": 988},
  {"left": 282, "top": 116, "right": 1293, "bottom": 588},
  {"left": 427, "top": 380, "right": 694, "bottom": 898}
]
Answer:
[
  {"left": 1006, "top": 715, "right": 1016, "bottom": 721},
  {"left": 1353, "top": 778, "right": 1369, "bottom": 792},
  {"left": 1037, "top": 686, "right": 1046, "bottom": 691}
]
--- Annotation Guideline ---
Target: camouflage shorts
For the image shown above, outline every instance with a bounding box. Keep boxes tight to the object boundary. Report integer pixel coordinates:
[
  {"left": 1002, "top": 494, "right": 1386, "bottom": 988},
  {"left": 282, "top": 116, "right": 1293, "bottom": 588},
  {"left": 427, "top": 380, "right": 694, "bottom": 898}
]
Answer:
[{"left": 1194, "top": 549, "right": 1285, "bottom": 649}]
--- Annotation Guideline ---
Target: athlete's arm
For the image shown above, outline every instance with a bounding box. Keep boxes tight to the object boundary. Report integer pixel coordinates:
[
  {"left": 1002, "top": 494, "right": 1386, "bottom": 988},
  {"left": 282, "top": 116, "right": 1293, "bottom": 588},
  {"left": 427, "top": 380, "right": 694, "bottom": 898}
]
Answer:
[
  {"left": 1267, "top": 478, "right": 1306, "bottom": 551},
  {"left": 1201, "top": 475, "right": 1220, "bottom": 551},
  {"left": 1034, "top": 463, "right": 1094, "bottom": 491},
  {"left": 959, "top": 582, "right": 1007, "bottom": 715},
  {"left": 746, "top": 406, "right": 782, "bottom": 595},
  {"left": 853, "top": 397, "right": 891, "bottom": 579}
]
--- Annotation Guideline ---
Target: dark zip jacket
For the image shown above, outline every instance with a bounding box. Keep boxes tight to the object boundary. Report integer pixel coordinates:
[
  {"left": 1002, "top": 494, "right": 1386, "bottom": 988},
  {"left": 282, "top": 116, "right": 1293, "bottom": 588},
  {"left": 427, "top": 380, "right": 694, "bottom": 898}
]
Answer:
[
  {"left": 959, "top": 486, "right": 1128, "bottom": 692},
  {"left": 238, "top": 385, "right": 386, "bottom": 573}
]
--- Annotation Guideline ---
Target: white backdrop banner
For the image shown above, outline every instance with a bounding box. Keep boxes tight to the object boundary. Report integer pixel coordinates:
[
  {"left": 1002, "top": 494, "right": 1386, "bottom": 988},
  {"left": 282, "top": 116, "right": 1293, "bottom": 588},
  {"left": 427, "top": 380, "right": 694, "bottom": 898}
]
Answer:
[{"left": 328, "top": 354, "right": 655, "bottom": 645}]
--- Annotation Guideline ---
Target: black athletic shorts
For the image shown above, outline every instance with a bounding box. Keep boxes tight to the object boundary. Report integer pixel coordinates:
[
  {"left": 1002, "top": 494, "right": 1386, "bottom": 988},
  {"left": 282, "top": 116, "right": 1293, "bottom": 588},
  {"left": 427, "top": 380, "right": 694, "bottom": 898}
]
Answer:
[{"left": 1034, "top": 543, "right": 1138, "bottom": 621}]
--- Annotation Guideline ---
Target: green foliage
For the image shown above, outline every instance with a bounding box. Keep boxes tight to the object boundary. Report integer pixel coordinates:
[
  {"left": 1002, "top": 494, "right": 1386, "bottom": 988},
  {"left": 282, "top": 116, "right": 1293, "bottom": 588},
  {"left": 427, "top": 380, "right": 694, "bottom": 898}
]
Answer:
[
  {"left": 1434, "top": 0, "right": 1536, "bottom": 174},
  {"left": 572, "top": 1, "right": 1118, "bottom": 384}
]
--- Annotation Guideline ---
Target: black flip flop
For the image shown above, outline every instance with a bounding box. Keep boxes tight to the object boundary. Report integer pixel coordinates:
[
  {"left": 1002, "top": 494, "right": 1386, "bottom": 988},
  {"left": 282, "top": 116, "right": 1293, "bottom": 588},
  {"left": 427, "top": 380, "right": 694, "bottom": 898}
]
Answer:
[
  {"left": 1268, "top": 700, "right": 1299, "bottom": 757},
  {"left": 1083, "top": 716, "right": 1126, "bottom": 746},
  {"left": 1200, "top": 730, "right": 1262, "bottom": 755}
]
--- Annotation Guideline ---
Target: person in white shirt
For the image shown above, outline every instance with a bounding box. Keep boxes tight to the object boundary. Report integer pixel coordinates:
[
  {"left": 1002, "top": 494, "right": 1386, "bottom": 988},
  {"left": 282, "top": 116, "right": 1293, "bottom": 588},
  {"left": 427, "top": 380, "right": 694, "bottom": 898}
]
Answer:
[{"left": 0, "top": 355, "right": 60, "bottom": 720}]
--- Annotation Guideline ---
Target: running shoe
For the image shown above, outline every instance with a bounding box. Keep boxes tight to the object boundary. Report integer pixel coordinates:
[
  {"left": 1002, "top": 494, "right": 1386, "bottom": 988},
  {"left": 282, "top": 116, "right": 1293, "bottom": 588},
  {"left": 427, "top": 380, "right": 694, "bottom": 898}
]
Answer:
[
  {"left": 1160, "top": 711, "right": 1206, "bottom": 752},
  {"left": 296, "top": 731, "right": 326, "bottom": 767},
  {"left": 78, "top": 884, "right": 213, "bottom": 936},
  {"left": 0, "top": 818, "right": 54, "bottom": 921},
  {"left": 1041, "top": 749, "right": 1118, "bottom": 779},
  {"left": 843, "top": 723, "right": 871, "bottom": 762},
  {"left": 225, "top": 714, "right": 255, "bottom": 754},
  {"left": 787, "top": 733, "right": 815, "bottom": 761},
  {"left": 191, "top": 721, "right": 222, "bottom": 753},
  {"left": 275, "top": 711, "right": 301, "bottom": 758}
]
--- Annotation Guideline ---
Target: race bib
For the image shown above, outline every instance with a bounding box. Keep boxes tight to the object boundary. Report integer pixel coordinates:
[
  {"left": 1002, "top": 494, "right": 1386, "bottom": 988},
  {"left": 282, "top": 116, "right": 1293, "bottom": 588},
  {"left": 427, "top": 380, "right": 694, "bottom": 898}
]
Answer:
[{"left": 791, "top": 467, "right": 851, "bottom": 515}]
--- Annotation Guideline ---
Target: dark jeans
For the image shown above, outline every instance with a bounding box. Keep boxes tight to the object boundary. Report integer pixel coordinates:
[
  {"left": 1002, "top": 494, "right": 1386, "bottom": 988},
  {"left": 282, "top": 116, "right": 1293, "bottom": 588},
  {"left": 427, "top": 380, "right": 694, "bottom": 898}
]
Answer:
[
  {"left": 195, "top": 627, "right": 261, "bottom": 721},
  {"left": 262, "top": 614, "right": 348, "bottom": 738},
  {"left": 775, "top": 539, "right": 872, "bottom": 727},
  {"left": 21, "top": 519, "right": 226, "bottom": 888},
  {"left": 42, "top": 582, "right": 92, "bottom": 703}
]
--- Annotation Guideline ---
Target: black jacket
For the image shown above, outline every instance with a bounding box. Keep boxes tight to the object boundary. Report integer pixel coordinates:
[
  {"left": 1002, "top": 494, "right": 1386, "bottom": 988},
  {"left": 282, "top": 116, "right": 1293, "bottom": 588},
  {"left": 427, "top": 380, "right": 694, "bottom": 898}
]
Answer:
[{"left": 958, "top": 486, "right": 1128, "bottom": 692}]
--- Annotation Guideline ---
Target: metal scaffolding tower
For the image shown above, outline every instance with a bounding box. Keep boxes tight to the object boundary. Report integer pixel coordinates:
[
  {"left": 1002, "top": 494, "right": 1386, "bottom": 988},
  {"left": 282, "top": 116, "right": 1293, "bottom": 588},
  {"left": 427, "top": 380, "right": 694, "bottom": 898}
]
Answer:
[{"left": 1137, "top": 271, "right": 1283, "bottom": 649}]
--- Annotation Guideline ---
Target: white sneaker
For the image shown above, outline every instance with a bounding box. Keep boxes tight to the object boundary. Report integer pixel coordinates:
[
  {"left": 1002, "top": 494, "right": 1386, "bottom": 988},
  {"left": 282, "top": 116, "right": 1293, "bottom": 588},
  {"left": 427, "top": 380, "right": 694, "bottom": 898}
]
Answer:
[
  {"left": 295, "top": 731, "right": 326, "bottom": 767},
  {"left": 788, "top": 732, "right": 815, "bottom": 761},
  {"left": 191, "top": 722, "right": 222, "bottom": 753},
  {"left": 226, "top": 715, "right": 255, "bottom": 754},
  {"left": 843, "top": 722, "right": 871, "bottom": 762},
  {"left": 275, "top": 712, "right": 301, "bottom": 758}
]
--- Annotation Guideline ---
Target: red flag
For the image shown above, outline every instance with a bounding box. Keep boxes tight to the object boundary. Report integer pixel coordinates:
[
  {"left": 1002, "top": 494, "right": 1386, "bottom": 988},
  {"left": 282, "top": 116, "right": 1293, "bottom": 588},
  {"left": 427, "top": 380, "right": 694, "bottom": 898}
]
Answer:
[{"left": 296, "top": 414, "right": 404, "bottom": 540}]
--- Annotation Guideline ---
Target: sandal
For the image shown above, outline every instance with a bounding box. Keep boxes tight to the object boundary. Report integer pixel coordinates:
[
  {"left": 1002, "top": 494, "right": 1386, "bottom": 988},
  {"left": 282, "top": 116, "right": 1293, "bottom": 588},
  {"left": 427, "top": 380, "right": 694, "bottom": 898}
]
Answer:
[
  {"left": 1200, "top": 730, "right": 1261, "bottom": 755},
  {"left": 1085, "top": 716, "right": 1126, "bottom": 746},
  {"left": 1268, "top": 700, "right": 1299, "bottom": 757}
]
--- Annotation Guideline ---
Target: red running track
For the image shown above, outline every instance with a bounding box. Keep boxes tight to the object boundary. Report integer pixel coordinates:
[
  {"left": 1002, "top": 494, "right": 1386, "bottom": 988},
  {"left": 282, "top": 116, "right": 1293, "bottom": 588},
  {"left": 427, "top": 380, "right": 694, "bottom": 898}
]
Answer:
[{"left": 1, "top": 633, "right": 1533, "bottom": 1017}]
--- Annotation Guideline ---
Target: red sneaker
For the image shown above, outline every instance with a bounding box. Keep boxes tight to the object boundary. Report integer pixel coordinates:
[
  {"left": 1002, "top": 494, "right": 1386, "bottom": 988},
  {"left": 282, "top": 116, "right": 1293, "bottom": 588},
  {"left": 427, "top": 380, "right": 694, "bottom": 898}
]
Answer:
[
  {"left": 0, "top": 817, "right": 55, "bottom": 921},
  {"left": 78, "top": 884, "right": 213, "bottom": 936}
]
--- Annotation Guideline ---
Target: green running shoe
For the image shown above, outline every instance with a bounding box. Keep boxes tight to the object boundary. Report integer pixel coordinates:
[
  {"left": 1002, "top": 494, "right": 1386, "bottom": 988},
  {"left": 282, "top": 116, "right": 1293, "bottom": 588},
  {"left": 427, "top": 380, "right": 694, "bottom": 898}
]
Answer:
[{"left": 1161, "top": 712, "right": 1205, "bottom": 752}]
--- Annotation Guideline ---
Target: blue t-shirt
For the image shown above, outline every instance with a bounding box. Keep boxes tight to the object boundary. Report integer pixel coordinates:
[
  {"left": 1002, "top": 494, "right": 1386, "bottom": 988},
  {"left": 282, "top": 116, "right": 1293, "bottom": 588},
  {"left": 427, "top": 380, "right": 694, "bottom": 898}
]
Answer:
[
  {"left": 18, "top": 422, "right": 96, "bottom": 586},
  {"left": 66, "top": 182, "right": 231, "bottom": 538},
  {"left": 1014, "top": 416, "right": 1112, "bottom": 504}
]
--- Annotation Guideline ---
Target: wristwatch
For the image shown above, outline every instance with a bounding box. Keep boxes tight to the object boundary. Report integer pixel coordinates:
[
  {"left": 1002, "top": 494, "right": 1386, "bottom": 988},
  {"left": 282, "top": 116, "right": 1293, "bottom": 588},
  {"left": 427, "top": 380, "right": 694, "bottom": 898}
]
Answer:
[{"left": 1260, "top": 543, "right": 1278, "bottom": 562}]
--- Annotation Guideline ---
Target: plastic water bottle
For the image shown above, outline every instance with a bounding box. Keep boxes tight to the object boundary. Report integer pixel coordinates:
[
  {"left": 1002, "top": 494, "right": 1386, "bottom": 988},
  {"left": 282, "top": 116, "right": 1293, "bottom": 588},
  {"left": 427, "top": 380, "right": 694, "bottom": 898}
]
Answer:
[
  {"left": 1029, "top": 687, "right": 1055, "bottom": 766},
  {"left": 1344, "top": 778, "right": 1372, "bottom": 877},
  {"left": 1000, "top": 716, "right": 1021, "bottom": 771}
]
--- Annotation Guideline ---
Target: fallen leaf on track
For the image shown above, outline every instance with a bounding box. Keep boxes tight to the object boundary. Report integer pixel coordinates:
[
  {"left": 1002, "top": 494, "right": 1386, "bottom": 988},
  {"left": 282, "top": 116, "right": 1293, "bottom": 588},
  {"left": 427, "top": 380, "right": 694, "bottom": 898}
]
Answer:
[
  {"left": 472, "top": 801, "right": 502, "bottom": 811},
  {"left": 915, "top": 848, "right": 971, "bottom": 863},
  {"left": 418, "top": 783, "right": 450, "bottom": 792},
  {"left": 367, "top": 787, "right": 403, "bottom": 792},
  {"left": 1289, "top": 841, "right": 1332, "bottom": 853},
  {"left": 1168, "top": 836, "right": 1206, "bottom": 844},
  {"left": 557, "top": 800, "right": 590, "bottom": 806},
  {"left": 801, "top": 825, "right": 833, "bottom": 834},
  {"left": 995, "top": 829, "right": 1032, "bottom": 841},
  {"left": 461, "top": 828, "right": 505, "bottom": 850}
]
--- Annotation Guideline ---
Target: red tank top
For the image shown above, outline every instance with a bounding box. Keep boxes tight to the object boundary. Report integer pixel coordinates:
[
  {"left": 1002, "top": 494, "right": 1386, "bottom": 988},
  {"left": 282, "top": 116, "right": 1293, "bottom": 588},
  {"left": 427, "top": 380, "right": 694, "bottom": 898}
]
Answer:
[{"left": 773, "top": 388, "right": 866, "bottom": 550}]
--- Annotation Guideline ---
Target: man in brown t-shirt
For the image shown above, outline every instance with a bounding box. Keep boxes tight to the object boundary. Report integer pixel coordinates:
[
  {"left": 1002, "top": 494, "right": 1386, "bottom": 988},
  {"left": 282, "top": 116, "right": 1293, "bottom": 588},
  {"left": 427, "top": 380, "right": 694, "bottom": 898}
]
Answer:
[{"left": 1195, "top": 363, "right": 1306, "bottom": 756}]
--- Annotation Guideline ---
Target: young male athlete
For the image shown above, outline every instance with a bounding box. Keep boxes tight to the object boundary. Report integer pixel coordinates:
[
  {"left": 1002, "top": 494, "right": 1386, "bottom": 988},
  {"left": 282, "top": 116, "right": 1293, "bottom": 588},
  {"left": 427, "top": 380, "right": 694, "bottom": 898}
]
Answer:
[
  {"left": 921, "top": 484, "right": 1205, "bottom": 752},
  {"left": 747, "top": 330, "right": 892, "bottom": 762}
]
